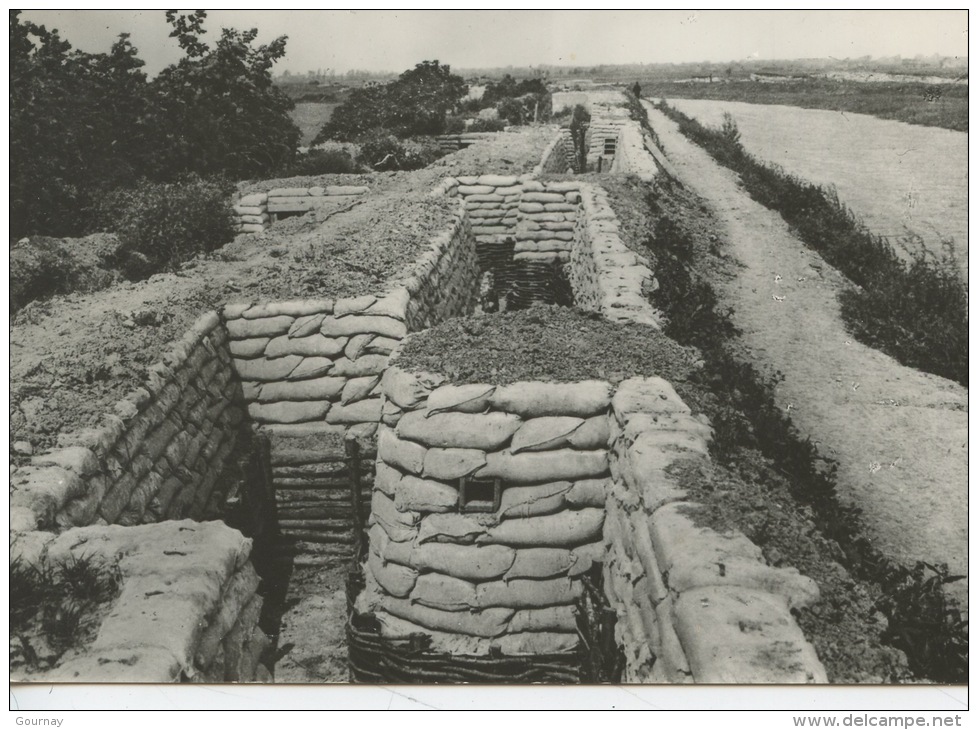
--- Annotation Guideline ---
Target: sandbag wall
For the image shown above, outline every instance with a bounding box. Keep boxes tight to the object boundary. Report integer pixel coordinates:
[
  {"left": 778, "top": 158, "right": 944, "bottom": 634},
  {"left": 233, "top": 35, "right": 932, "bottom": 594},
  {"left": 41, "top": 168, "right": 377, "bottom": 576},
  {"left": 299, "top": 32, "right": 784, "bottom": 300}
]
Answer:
[
  {"left": 356, "top": 366, "right": 611, "bottom": 660},
  {"left": 26, "top": 520, "right": 271, "bottom": 683},
  {"left": 233, "top": 185, "right": 370, "bottom": 234},
  {"left": 534, "top": 128, "right": 577, "bottom": 175},
  {"left": 435, "top": 132, "right": 497, "bottom": 153},
  {"left": 604, "top": 376, "right": 828, "bottom": 684},
  {"left": 10, "top": 311, "right": 248, "bottom": 537},
  {"left": 569, "top": 183, "right": 662, "bottom": 328},
  {"left": 221, "top": 202, "right": 479, "bottom": 547}
]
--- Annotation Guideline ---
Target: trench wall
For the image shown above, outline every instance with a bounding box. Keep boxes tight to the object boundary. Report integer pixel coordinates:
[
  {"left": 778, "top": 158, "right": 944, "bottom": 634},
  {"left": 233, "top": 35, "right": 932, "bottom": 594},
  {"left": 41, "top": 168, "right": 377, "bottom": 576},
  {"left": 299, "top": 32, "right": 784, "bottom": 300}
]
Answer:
[
  {"left": 359, "top": 366, "right": 611, "bottom": 656},
  {"left": 220, "top": 199, "right": 480, "bottom": 545},
  {"left": 605, "top": 377, "right": 827, "bottom": 683},
  {"left": 10, "top": 311, "right": 247, "bottom": 536},
  {"left": 9, "top": 313, "right": 266, "bottom": 683},
  {"left": 16, "top": 520, "right": 269, "bottom": 683}
]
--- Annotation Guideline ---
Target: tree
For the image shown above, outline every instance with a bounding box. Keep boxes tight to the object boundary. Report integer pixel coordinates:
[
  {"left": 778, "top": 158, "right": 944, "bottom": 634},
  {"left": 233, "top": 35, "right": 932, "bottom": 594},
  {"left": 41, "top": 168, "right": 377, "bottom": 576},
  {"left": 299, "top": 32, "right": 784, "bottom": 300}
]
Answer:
[
  {"left": 10, "top": 10, "right": 301, "bottom": 237},
  {"left": 147, "top": 11, "right": 300, "bottom": 180},
  {"left": 10, "top": 11, "right": 151, "bottom": 236},
  {"left": 315, "top": 60, "right": 467, "bottom": 142}
]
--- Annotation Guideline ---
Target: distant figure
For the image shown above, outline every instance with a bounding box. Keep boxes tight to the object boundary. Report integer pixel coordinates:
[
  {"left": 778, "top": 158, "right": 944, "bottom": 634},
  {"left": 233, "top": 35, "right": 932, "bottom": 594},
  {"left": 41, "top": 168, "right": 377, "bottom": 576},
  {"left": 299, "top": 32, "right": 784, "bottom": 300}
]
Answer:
[{"left": 632, "top": 81, "right": 641, "bottom": 98}]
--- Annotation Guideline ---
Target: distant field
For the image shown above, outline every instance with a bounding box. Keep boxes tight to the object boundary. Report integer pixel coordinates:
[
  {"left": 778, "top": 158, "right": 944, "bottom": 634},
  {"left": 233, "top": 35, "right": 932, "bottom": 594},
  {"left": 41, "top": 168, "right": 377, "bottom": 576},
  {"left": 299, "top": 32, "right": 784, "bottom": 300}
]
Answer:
[
  {"left": 639, "top": 79, "right": 967, "bottom": 132},
  {"left": 291, "top": 102, "right": 339, "bottom": 147},
  {"left": 665, "top": 98, "right": 968, "bottom": 278}
]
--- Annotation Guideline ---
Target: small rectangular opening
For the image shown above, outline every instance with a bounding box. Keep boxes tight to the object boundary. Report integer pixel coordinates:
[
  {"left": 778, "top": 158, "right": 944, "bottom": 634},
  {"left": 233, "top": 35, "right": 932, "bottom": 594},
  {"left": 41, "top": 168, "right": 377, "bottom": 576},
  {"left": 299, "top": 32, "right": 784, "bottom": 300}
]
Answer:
[
  {"left": 603, "top": 138, "right": 616, "bottom": 155},
  {"left": 458, "top": 477, "right": 502, "bottom": 513}
]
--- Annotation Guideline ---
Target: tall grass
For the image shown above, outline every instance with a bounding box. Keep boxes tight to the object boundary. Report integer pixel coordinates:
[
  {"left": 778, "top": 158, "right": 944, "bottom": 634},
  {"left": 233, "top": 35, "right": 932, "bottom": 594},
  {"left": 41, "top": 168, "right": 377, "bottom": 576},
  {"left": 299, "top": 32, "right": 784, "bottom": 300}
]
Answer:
[{"left": 656, "top": 101, "right": 968, "bottom": 386}]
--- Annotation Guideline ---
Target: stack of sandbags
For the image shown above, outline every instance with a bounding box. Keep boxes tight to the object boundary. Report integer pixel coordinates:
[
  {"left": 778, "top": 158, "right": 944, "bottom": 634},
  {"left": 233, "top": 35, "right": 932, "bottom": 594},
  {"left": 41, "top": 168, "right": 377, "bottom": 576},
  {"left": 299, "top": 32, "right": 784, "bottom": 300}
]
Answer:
[
  {"left": 223, "top": 293, "right": 409, "bottom": 429},
  {"left": 603, "top": 376, "right": 827, "bottom": 684},
  {"left": 265, "top": 185, "right": 370, "bottom": 217},
  {"left": 569, "top": 183, "right": 661, "bottom": 328},
  {"left": 25, "top": 520, "right": 271, "bottom": 683},
  {"left": 534, "top": 128, "right": 577, "bottom": 175},
  {"left": 398, "top": 205, "right": 481, "bottom": 331},
  {"left": 234, "top": 193, "right": 270, "bottom": 234},
  {"left": 12, "top": 312, "right": 247, "bottom": 534},
  {"left": 359, "top": 366, "right": 614, "bottom": 657},
  {"left": 512, "top": 181, "right": 581, "bottom": 264}
]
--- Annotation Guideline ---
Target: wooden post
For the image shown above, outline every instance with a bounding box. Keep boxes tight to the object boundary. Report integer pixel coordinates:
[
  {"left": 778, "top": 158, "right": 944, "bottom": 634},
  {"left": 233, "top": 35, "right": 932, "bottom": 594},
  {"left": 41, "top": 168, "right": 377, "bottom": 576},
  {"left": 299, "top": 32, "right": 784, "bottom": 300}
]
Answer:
[{"left": 346, "top": 437, "right": 365, "bottom": 557}]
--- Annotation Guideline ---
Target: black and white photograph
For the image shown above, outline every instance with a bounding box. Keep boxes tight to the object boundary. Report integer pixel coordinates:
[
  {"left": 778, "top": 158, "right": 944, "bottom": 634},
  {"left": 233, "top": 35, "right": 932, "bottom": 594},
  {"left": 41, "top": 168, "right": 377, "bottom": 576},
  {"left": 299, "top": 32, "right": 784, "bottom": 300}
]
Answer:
[{"left": 8, "top": 8, "right": 969, "bottom": 714}]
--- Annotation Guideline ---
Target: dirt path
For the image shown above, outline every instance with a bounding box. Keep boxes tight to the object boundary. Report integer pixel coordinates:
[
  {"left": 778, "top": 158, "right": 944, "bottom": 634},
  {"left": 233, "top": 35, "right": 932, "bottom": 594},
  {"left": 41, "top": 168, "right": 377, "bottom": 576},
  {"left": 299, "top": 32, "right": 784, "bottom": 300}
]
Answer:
[
  {"left": 643, "top": 101, "right": 969, "bottom": 610},
  {"left": 270, "top": 562, "right": 350, "bottom": 683}
]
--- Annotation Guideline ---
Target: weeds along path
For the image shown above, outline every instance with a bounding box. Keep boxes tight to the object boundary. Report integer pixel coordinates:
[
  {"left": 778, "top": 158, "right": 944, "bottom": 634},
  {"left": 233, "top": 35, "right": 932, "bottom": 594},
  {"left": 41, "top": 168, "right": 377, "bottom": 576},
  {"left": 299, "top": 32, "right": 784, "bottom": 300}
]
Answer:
[{"left": 642, "top": 101, "right": 968, "bottom": 610}]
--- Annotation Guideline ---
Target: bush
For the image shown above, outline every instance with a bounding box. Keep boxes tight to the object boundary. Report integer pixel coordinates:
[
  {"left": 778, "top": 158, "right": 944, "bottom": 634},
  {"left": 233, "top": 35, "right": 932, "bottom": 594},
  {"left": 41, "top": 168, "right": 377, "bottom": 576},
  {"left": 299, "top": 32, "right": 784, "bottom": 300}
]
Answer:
[
  {"left": 100, "top": 176, "right": 236, "bottom": 279},
  {"left": 358, "top": 134, "right": 445, "bottom": 171},
  {"left": 443, "top": 115, "right": 467, "bottom": 135},
  {"left": 467, "top": 117, "right": 506, "bottom": 133},
  {"left": 282, "top": 149, "right": 360, "bottom": 176}
]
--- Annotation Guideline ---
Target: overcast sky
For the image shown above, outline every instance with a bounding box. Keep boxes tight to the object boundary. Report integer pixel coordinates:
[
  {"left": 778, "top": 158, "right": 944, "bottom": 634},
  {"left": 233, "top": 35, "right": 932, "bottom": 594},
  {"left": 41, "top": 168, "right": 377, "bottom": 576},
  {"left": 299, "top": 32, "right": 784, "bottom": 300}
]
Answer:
[{"left": 20, "top": 9, "right": 968, "bottom": 77}]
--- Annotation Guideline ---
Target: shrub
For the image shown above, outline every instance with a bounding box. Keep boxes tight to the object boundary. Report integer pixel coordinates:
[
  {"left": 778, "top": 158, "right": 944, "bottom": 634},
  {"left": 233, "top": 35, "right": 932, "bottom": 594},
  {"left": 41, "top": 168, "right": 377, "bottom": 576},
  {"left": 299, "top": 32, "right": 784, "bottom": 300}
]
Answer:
[
  {"left": 467, "top": 117, "right": 506, "bottom": 133},
  {"left": 443, "top": 115, "right": 467, "bottom": 135},
  {"left": 100, "top": 176, "right": 236, "bottom": 279},
  {"left": 282, "top": 149, "right": 360, "bottom": 176},
  {"left": 358, "top": 134, "right": 445, "bottom": 171}
]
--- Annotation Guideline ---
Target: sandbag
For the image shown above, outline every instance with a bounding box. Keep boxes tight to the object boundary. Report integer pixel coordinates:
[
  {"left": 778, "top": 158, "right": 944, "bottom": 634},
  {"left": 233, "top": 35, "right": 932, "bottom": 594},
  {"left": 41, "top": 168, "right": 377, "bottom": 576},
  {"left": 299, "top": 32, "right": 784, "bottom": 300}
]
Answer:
[
  {"left": 288, "top": 313, "right": 327, "bottom": 339},
  {"left": 265, "top": 334, "right": 345, "bottom": 359},
  {"left": 498, "top": 482, "right": 571, "bottom": 520},
  {"left": 380, "top": 596, "right": 513, "bottom": 638},
  {"left": 425, "top": 384, "right": 496, "bottom": 415},
  {"left": 374, "top": 611, "right": 493, "bottom": 655},
  {"left": 373, "top": 461, "right": 402, "bottom": 497},
  {"left": 481, "top": 508, "right": 604, "bottom": 547},
  {"left": 229, "top": 338, "right": 269, "bottom": 359},
  {"left": 344, "top": 334, "right": 374, "bottom": 361},
  {"left": 504, "top": 547, "right": 575, "bottom": 580},
  {"left": 370, "top": 490, "right": 419, "bottom": 542},
  {"left": 476, "top": 576, "right": 582, "bottom": 609},
  {"left": 565, "top": 478, "right": 608, "bottom": 508},
  {"left": 509, "top": 417, "right": 584, "bottom": 454},
  {"left": 567, "top": 415, "right": 611, "bottom": 450},
  {"left": 395, "top": 475, "right": 458, "bottom": 513},
  {"left": 368, "top": 548, "right": 419, "bottom": 598},
  {"left": 491, "top": 632, "right": 578, "bottom": 656},
  {"left": 489, "top": 380, "right": 612, "bottom": 418},
  {"left": 257, "top": 376, "right": 344, "bottom": 402},
  {"left": 476, "top": 450, "right": 608, "bottom": 483},
  {"left": 411, "top": 542, "right": 515, "bottom": 582},
  {"left": 418, "top": 512, "right": 495, "bottom": 545},
  {"left": 378, "top": 427, "right": 426, "bottom": 475},
  {"left": 396, "top": 410, "right": 521, "bottom": 450},
  {"left": 287, "top": 357, "right": 335, "bottom": 381},
  {"left": 410, "top": 573, "right": 477, "bottom": 611},
  {"left": 422, "top": 447, "right": 487, "bottom": 480},
  {"left": 382, "top": 367, "right": 446, "bottom": 410},
  {"left": 509, "top": 606, "right": 578, "bottom": 633},
  {"left": 568, "top": 541, "right": 606, "bottom": 577}
]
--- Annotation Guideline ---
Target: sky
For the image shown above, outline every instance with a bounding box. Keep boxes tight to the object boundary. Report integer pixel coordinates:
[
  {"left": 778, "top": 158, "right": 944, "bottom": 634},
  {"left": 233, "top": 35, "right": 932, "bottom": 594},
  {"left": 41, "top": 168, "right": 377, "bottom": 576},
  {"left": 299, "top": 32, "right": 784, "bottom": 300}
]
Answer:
[{"left": 19, "top": 9, "right": 969, "bottom": 78}]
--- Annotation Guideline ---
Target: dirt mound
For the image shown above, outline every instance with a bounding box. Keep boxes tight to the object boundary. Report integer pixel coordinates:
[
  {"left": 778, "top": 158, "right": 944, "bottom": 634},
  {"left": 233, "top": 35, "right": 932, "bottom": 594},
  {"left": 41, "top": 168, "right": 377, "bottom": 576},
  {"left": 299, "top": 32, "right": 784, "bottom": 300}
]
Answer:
[{"left": 395, "top": 304, "right": 700, "bottom": 385}]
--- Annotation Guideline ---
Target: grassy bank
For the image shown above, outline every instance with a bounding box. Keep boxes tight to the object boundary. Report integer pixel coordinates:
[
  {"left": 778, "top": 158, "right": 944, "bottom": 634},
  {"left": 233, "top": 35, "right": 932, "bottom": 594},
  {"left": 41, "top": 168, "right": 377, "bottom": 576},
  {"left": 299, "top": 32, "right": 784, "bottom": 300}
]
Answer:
[
  {"left": 638, "top": 79, "right": 967, "bottom": 132},
  {"left": 654, "top": 100, "right": 967, "bottom": 387}
]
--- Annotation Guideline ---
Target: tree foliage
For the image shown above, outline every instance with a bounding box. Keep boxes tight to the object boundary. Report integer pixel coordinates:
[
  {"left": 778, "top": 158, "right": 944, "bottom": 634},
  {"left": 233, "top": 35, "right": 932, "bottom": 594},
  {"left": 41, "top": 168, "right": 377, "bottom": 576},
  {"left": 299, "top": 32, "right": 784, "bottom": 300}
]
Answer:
[
  {"left": 314, "top": 60, "right": 468, "bottom": 143},
  {"left": 10, "top": 10, "right": 300, "bottom": 238}
]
